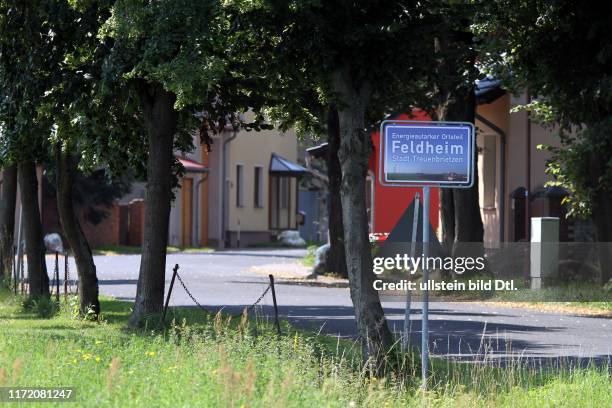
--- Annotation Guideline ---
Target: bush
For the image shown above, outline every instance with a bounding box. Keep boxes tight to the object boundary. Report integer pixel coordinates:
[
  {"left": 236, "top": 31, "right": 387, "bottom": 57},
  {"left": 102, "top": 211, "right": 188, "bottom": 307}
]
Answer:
[{"left": 301, "top": 245, "right": 318, "bottom": 267}]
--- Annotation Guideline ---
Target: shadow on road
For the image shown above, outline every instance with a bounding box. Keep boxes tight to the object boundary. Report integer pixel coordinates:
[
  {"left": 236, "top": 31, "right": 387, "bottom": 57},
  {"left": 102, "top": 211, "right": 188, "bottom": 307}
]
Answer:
[{"left": 162, "top": 303, "right": 610, "bottom": 368}]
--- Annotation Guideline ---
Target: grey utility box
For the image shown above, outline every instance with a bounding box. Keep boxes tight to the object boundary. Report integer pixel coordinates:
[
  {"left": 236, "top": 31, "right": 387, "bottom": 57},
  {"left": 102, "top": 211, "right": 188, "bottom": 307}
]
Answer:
[{"left": 530, "top": 217, "right": 560, "bottom": 289}]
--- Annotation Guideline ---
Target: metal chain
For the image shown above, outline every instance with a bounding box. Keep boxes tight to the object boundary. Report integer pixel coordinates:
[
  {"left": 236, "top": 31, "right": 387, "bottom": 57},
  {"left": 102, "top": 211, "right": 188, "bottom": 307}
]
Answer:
[
  {"left": 175, "top": 271, "right": 209, "bottom": 313},
  {"left": 174, "top": 270, "right": 271, "bottom": 315},
  {"left": 246, "top": 284, "right": 271, "bottom": 312}
]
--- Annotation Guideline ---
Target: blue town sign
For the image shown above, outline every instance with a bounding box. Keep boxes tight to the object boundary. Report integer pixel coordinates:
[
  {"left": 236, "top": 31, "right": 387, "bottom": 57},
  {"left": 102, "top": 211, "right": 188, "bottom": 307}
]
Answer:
[{"left": 379, "top": 120, "right": 475, "bottom": 188}]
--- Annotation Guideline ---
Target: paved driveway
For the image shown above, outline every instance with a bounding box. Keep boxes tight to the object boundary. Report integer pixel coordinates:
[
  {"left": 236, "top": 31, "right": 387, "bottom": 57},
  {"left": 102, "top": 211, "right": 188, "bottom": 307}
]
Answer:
[{"left": 47, "top": 250, "right": 611, "bottom": 365}]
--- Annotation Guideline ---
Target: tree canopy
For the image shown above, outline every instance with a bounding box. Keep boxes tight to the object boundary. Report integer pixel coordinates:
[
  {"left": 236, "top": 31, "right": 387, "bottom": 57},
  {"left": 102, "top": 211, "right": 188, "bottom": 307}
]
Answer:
[{"left": 476, "top": 0, "right": 612, "bottom": 218}]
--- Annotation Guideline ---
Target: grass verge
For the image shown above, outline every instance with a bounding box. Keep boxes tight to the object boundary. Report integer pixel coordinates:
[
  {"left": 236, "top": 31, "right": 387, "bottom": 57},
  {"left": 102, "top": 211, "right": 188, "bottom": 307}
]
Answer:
[
  {"left": 412, "top": 276, "right": 612, "bottom": 316},
  {"left": 490, "top": 284, "right": 612, "bottom": 315},
  {"left": 301, "top": 245, "right": 318, "bottom": 267},
  {"left": 0, "top": 289, "right": 609, "bottom": 407},
  {"left": 92, "top": 245, "right": 214, "bottom": 256}
]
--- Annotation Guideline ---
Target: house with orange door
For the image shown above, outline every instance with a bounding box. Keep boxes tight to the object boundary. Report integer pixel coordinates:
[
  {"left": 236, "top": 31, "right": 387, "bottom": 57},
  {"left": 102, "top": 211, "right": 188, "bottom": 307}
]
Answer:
[
  {"left": 168, "top": 115, "right": 307, "bottom": 249},
  {"left": 38, "top": 115, "right": 307, "bottom": 250}
]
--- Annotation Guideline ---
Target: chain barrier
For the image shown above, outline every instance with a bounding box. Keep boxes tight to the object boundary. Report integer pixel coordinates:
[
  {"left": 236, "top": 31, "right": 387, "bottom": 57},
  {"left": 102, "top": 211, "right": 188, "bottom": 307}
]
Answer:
[
  {"left": 51, "top": 252, "right": 73, "bottom": 300},
  {"left": 163, "top": 266, "right": 280, "bottom": 335},
  {"left": 175, "top": 271, "right": 209, "bottom": 313},
  {"left": 246, "top": 284, "right": 272, "bottom": 313},
  {"left": 174, "top": 270, "right": 272, "bottom": 315}
]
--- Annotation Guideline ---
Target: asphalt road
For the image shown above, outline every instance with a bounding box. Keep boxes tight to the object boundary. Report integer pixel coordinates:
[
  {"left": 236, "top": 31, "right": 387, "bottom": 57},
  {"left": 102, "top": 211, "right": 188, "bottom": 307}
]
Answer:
[{"left": 46, "top": 249, "right": 611, "bottom": 365}]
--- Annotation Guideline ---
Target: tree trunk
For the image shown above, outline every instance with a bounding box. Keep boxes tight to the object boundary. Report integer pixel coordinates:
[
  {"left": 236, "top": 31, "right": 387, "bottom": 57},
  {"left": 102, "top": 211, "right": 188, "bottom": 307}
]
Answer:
[
  {"left": 17, "top": 161, "right": 49, "bottom": 297},
  {"left": 435, "top": 33, "right": 458, "bottom": 258},
  {"left": 332, "top": 68, "right": 392, "bottom": 370},
  {"left": 437, "top": 86, "right": 485, "bottom": 257},
  {"left": 326, "top": 105, "right": 348, "bottom": 278},
  {"left": 592, "top": 193, "right": 612, "bottom": 284},
  {"left": 449, "top": 89, "right": 485, "bottom": 259},
  {"left": 440, "top": 189, "right": 455, "bottom": 255},
  {"left": 55, "top": 146, "right": 100, "bottom": 316},
  {"left": 434, "top": 32, "right": 485, "bottom": 263},
  {"left": 129, "top": 82, "right": 178, "bottom": 327},
  {"left": 0, "top": 165, "right": 17, "bottom": 286},
  {"left": 588, "top": 151, "right": 612, "bottom": 284}
]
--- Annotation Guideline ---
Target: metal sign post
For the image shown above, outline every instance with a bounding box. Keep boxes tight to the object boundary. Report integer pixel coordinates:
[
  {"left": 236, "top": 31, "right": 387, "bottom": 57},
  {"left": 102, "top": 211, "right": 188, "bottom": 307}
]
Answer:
[
  {"left": 421, "top": 186, "right": 430, "bottom": 388},
  {"left": 378, "top": 120, "right": 474, "bottom": 390}
]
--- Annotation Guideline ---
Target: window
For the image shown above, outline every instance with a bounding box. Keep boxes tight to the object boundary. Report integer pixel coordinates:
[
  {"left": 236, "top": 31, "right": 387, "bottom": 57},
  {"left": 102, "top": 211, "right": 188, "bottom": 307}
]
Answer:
[
  {"left": 236, "top": 164, "right": 244, "bottom": 207},
  {"left": 254, "top": 166, "right": 264, "bottom": 208},
  {"left": 280, "top": 177, "right": 289, "bottom": 209}
]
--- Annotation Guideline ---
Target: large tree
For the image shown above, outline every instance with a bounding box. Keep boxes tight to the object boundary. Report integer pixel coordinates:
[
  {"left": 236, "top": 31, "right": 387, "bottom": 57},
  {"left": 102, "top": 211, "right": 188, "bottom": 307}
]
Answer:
[
  {"left": 0, "top": 0, "right": 135, "bottom": 310},
  {"left": 41, "top": 0, "right": 116, "bottom": 317},
  {"left": 0, "top": 0, "right": 55, "bottom": 298},
  {"left": 18, "top": 161, "right": 49, "bottom": 296},
  {"left": 100, "top": 0, "right": 232, "bottom": 325},
  {"left": 228, "top": 0, "right": 436, "bottom": 368},
  {"left": 0, "top": 165, "right": 17, "bottom": 286},
  {"left": 253, "top": 62, "right": 348, "bottom": 277},
  {"left": 433, "top": 3, "right": 485, "bottom": 261},
  {"left": 477, "top": 0, "right": 612, "bottom": 283},
  {"left": 0, "top": 0, "right": 122, "bottom": 311}
]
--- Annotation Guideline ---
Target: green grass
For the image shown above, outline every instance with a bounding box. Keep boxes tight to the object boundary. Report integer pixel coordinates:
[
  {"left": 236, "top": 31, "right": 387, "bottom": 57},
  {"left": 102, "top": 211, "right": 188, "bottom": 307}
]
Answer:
[
  {"left": 301, "top": 245, "right": 318, "bottom": 267},
  {"left": 480, "top": 281, "right": 612, "bottom": 315},
  {"left": 92, "top": 245, "right": 215, "bottom": 256},
  {"left": 248, "top": 241, "right": 304, "bottom": 249},
  {"left": 92, "top": 245, "right": 142, "bottom": 255},
  {"left": 419, "top": 275, "right": 612, "bottom": 315},
  {"left": 248, "top": 240, "right": 324, "bottom": 249},
  {"left": 167, "top": 246, "right": 215, "bottom": 254},
  {"left": 491, "top": 284, "right": 612, "bottom": 314},
  {"left": 0, "top": 288, "right": 609, "bottom": 407}
]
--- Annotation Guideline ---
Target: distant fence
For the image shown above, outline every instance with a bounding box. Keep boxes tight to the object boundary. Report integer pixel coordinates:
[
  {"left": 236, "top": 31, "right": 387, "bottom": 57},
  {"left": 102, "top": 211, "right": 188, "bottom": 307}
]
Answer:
[{"left": 7, "top": 246, "right": 76, "bottom": 301}]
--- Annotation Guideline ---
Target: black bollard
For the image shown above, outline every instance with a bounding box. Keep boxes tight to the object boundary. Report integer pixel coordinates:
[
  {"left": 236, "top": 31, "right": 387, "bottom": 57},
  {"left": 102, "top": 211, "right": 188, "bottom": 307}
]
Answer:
[
  {"left": 269, "top": 274, "right": 281, "bottom": 336},
  {"left": 161, "top": 264, "right": 179, "bottom": 325}
]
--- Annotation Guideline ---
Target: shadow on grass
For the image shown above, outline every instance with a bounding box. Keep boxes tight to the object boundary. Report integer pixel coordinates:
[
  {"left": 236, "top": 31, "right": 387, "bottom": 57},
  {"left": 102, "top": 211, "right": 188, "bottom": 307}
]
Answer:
[
  {"left": 2, "top": 287, "right": 610, "bottom": 403},
  {"left": 3, "top": 289, "right": 610, "bottom": 371}
]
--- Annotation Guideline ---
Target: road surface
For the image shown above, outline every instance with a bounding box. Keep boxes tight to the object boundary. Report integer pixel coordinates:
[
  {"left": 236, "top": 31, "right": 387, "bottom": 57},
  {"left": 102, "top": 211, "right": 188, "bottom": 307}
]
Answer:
[{"left": 46, "top": 249, "right": 610, "bottom": 365}]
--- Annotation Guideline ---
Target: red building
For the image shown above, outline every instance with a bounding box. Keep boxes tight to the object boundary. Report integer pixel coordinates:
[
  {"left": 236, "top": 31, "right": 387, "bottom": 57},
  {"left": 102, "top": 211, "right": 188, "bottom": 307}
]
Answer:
[{"left": 367, "top": 111, "right": 439, "bottom": 236}]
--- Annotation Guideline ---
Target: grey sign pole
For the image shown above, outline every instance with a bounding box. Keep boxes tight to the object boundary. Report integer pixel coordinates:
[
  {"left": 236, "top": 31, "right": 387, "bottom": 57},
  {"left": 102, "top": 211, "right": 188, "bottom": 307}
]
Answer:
[
  {"left": 421, "top": 186, "right": 430, "bottom": 389},
  {"left": 378, "top": 119, "right": 474, "bottom": 391}
]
